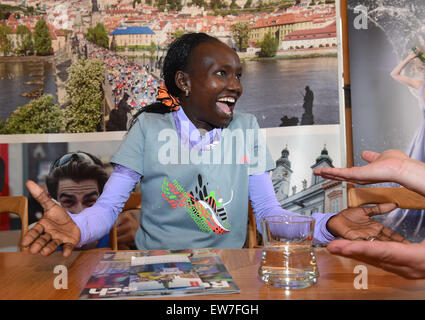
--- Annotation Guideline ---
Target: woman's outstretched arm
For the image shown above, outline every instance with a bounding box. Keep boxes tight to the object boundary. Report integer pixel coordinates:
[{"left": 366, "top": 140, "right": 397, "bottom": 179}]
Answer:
[{"left": 390, "top": 51, "right": 422, "bottom": 89}]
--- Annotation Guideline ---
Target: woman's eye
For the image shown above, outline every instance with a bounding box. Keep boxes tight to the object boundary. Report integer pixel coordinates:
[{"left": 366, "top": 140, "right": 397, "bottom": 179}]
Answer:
[
  {"left": 215, "top": 70, "right": 225, "bottom": 77},
  {"left": 236, "top": 73, "right": 242, "bottom": 80}
]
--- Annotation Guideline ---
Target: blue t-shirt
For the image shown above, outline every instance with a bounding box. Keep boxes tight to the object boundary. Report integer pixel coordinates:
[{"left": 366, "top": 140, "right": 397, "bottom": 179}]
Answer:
[{"left": 111, "top": 111, "right": 275, "bottom": 250}]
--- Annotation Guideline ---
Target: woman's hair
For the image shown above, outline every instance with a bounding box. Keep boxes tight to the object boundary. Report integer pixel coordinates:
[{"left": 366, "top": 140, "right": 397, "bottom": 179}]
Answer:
[
  {"left": 162, "top": 32, "right": 218, "bottom": 97},
  {"left": 129, "top": 33, "right": 220, "bottom": 128}
]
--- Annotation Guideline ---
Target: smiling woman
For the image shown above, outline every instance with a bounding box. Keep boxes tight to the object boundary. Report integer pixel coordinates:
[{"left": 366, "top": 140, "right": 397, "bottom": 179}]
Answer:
[{"left": 21, "top": 33, "right": 405, "bottom": 257}]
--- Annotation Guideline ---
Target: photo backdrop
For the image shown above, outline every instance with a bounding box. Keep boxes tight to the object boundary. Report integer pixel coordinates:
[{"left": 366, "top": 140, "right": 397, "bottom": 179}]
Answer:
[{"left": 0, "top": 1, "right": 346, "bottom": 235}]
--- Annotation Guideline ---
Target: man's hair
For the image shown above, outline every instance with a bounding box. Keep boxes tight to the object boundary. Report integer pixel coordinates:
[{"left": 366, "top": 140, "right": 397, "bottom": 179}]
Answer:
[{"left": 46, "top": 154, "right": 108, "bottom": 200}]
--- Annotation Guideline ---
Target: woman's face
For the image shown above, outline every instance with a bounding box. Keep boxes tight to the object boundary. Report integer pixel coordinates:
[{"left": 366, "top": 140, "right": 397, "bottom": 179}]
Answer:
[{"left": 180, "top": 40, "right": 243, "bottom": 131}]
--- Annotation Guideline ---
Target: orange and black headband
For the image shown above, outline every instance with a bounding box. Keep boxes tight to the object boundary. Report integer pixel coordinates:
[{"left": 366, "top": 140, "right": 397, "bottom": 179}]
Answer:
[{"left": 156, "top": 85, "right": 180, "bottom": 111}]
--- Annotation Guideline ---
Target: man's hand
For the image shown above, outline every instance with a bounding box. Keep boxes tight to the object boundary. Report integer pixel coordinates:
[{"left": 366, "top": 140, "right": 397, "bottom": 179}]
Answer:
[
  {"left": 327, "top": 239, "right": 425, "bottom": 279},
  {"left": 21, "top": 180, "right": 81, "bottom": 257},
  {"left": 326, "top": 203, "right": 407, "bottom": 243}
]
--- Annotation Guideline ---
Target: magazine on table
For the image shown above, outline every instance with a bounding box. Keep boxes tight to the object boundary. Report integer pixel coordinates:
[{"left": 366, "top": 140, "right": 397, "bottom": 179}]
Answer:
[{"left": 78, "top": 248, "right": 240, "bottom": 299}]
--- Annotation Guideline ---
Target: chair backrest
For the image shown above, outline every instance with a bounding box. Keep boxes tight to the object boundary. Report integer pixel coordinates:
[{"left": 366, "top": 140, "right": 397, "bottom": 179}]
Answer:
[
  {"left": 0, "top": 196, "right": 28, "bottom": 252},
  {"left": 109, "top": 192, "right": 142, "bottom": 250},
  {"left": 246, "top": 201, "right": 261, "bottom": 248},
  {"left": 348, "top": 187, "right": 425, "bottom": 209}
]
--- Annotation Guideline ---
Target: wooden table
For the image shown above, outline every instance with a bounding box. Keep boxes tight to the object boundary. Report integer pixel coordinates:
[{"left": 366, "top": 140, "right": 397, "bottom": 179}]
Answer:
[{"left": 1, "top": 248, "right": 425, "bottom": 300}]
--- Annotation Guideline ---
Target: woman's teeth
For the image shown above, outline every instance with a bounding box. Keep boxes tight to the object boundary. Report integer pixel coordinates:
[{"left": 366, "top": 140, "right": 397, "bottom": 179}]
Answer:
[{"left": 218, "top": 97, "right": 236, "bottom": 104}]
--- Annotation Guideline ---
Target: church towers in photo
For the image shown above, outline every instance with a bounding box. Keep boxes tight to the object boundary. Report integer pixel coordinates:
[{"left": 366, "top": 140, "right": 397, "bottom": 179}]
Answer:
[
  {"left": 272, "top": 144, "right": 341, "bottom": 215},
  {"left": 271, "top": 145, "right": 293, "bottom": 201}
]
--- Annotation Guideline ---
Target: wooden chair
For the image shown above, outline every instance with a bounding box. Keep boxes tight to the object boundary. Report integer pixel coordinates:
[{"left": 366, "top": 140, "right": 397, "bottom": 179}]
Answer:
[
  {"left": 348, "top": 187, "right": 425, "bottom": 209},
  {"left": 0, "top": 196, "right": 28, "bottom": 252},
  {"left": 109, "top": 192, "right": 141, "bottom": 250},
  {"left": 246, "top": 201, "right": 262, "bottom": 248}
]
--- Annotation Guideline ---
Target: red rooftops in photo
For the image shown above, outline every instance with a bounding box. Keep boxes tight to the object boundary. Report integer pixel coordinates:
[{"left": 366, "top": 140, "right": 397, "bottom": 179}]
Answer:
[
  {"left": 284, "top": 21, "right": 337, "bottom": 41},
  {"left": 252, "top": 13, "right": 313, "bottom": 29},
  {"left": 105, "top": 9, "right": 136, "bottom": 15},
  {"left": 158, "top": 21, "right": 168, "bottom": 29}
]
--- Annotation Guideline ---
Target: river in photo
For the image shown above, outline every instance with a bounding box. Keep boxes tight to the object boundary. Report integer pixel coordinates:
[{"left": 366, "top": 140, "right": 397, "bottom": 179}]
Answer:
[
  {"left": 239, "top": 56, "right": 340, "bottom": 128},
  {"left": 0, "top": 57, "right": 57, "bottom": 122},
  {"left": 0, "top": 56, "right": 338, "bottom": 129}
]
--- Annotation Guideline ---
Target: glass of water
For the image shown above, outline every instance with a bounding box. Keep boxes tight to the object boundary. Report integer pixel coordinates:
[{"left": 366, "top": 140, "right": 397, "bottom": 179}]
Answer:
[{"left": 258, "top": 215, "right": 319, "bottom": 289}]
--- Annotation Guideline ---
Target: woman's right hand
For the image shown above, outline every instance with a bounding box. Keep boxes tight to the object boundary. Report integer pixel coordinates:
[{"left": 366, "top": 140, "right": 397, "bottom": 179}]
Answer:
[{"left": 22, "top": 180, "right": 81, "bottom": 257}]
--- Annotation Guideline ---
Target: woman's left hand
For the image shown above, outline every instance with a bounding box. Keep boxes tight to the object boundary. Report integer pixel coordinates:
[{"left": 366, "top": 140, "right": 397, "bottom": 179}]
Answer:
[{"left": 326, "top": 203, "right": 408, "bottom": 243}]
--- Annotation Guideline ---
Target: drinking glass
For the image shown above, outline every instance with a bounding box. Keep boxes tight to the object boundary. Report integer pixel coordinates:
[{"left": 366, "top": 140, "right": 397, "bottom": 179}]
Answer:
[{"left": 258, "top": 215, "right": 319, "bottom": 289}]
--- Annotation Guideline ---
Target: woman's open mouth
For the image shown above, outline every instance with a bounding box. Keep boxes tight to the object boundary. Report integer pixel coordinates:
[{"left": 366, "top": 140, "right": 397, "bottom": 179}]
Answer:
[{"left": 216, "top": 96, "right": 236, "bottom": 117}]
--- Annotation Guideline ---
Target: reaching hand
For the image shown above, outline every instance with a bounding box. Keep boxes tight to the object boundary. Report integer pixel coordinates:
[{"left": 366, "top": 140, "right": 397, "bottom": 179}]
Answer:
[
  {"left": 327, "top": 239, "right": 425, "bottom": 279},
  {"left": 326, "top": 203, "right": 407, "bottom": 243},
  {"left": 314, "top": 149, "right": 409, "bottom": 185},
  {"left": 21, "top": 180, "right": 81, "bottom": 257}
]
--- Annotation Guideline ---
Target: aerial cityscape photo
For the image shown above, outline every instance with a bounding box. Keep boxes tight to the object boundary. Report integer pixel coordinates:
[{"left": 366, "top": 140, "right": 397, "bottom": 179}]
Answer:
[{"left": 0, "top": 0, "right": 338, "bottom": 133}]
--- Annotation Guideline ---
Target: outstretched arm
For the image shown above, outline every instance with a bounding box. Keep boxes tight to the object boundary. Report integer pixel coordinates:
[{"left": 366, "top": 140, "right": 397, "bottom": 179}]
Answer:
[
  {"left": 248, "top": 172, "right": 337, "bottom": 244},
  {"left": 390, "top": 51, "right": 422, "bottom": 89},
  {"left": 22, "top": 165, "right": 140, "bottom": 256},
  {"left": 327, "top": 239, "right": 425, "bottom": 279},
  {"left": 314, "top": 149, "right": 425, "bottom": 197},
  {"left": 70, "top": 165, "right": 139, "bottom": 247},
  {"left": 248, "top": 172, "right": 405, "bottom": 244}
]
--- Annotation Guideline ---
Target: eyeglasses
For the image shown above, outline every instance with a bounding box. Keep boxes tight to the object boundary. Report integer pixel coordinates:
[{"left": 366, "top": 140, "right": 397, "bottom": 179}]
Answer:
[{"left": 51, "top": 152, "right": 97, "bottom": 171}]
